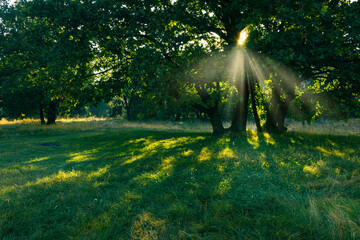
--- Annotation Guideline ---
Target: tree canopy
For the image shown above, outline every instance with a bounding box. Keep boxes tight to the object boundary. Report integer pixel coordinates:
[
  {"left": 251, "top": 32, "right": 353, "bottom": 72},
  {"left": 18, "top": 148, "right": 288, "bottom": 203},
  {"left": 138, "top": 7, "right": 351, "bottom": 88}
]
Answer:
[{"left": 0, "top": 0, "right": 359, "bottom": 132}]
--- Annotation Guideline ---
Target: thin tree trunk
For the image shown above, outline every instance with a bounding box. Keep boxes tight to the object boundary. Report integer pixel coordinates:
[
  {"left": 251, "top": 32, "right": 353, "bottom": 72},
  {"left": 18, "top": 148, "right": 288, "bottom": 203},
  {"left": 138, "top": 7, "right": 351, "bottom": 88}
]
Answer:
[
  {"left": 123, "top": 95, "right": 133, "bottom": 121},
  {"left": 229, "top": 88, "right": 249, "bottom": 133},
  {"left": 277, "top": 81, "right": 297, "bottom": 133},
  {"left": 39, "top": 94, "right": 45, "bottom": 125},
  {"left": 265, "top": 87, "right": 281, "bottom": 133},
  {"left": 265, "top": 92, "right": 288, "bottom": 133},
  {"left": 46, "top": 101, "right": 57, "bottom": 125},
  {"left": 249, "top": 79, "right": 262, "bottom": 132},
  {"left": 39, "top": 103, "right": 45, "bottom": 124},
  {"left": 212, "top": 81, "right": 225, "bottom": 135}
]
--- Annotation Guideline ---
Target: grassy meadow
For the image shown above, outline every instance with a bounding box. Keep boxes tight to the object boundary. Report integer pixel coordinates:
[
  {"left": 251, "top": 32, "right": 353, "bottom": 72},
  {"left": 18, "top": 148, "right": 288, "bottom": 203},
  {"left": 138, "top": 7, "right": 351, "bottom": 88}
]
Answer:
[{"left": 1, "top": 118, "right": 360, "bottom": 239}]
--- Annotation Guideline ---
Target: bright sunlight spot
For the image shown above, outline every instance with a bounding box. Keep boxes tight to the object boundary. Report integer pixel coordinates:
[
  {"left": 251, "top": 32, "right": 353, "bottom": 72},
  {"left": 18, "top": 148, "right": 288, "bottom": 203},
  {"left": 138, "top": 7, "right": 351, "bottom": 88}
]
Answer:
[{"left": 238, "top": 28, "right": 249, "bottom": 46}]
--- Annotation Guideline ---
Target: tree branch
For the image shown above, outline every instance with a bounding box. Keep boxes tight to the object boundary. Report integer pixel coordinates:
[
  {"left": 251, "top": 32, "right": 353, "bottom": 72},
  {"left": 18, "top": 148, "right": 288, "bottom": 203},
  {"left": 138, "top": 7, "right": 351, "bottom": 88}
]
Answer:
[{"left": 84, "top": 59, "right": 131, "bottom": 79}]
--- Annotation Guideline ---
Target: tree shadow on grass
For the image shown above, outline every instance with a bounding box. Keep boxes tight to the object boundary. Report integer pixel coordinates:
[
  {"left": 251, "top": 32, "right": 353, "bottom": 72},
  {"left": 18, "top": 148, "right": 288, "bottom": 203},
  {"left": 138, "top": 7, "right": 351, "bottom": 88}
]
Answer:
[{"left": 1, "top": 130, "right": 360, "bottom": 239}]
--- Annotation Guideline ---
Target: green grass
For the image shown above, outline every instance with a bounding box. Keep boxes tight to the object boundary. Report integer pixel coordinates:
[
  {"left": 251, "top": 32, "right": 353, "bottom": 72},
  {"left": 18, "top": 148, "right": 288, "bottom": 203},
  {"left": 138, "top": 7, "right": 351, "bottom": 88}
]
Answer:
[{"left": 1, "top": 119, "right": 360, "bottom": 239}]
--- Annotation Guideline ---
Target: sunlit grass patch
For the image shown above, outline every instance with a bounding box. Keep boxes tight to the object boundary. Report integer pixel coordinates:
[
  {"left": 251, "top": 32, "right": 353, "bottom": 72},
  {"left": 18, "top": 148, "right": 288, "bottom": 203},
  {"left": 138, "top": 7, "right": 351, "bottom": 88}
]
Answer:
[
  {"left": 131, "top": 157, "right": 175, "bottom": 186},
  {"left": 0, "top": 164, "right": 41, "bottom": 175},
  {"left": 26, "top": 156, "right": 50, "bottom": 163},
  {"left": 303, "top": 162, "right": 323, "bottom": 177},
  {"left": 214, "top": 178, "right": 232, "bottom": 195},
  {"left": 198, "top": 147, "right": 212, "bottom": 162},
  {"left": 68, "top": 149, "right": 100, "bottom": 163},
  {"left": 247, "top": 130, "right": 260, "bottom": 148},
  {"left": 182, "top": 149, "right": 194, "bottom": 157},
  {"left": 218, "top": 147, "right": 236, "bottom": 159},
  {"left": 263, "top": 132, "right": 276, "bottom": 145},
  {"left": 131, "top": 212, "right": 166, "bottom": 239},
  {"left": 316, "top": 146, "right": 348, "bottom": 159}
]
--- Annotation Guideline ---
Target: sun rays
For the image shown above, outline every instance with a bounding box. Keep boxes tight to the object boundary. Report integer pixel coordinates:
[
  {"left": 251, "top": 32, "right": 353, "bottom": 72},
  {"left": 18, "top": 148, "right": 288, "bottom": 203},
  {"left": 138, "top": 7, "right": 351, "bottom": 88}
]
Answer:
[{"left": 186, "top": 28, "right": 339, "bottom": 132}]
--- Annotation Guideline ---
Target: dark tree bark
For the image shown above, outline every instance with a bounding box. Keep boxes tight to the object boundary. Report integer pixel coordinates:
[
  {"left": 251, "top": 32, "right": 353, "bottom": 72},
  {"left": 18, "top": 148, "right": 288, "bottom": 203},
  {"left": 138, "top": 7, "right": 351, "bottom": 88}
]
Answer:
[
  {"left": 46, "top": 101, "right": 57, "bottom": 125},
  {"left": 208, "top": 106, "right": 225, "bottom": 135},
  {"left": 39, "top": 93, "right": 45, "bottom": 125},
  {"left": 123, "top": 95, "right": 132, "bottom": 121},
  {"left": 39, "top": 102, "right": 45, "bottom": 124},
  {"left": 229, "top": 60, "right": 250, "bottom": 134},
  {"left": 265, "top": 103, "right": 288, "bottom": 133},
  {"left": 229, "top": 97, "right": 248, "bottom": 133},
  {"left": 265, "top": 87, "right": 283, "bottom": 133},
  {"left": 249, "top": 78, "right": 262, "bottom": 132},
  {"left": 123, "top": 94, "right": 138, "bottom": 121},
  {"left": 265, "top": 81, "right": 296, "bottom": 133},
  {"left": 194, "top": 84, "right": 225, "bottom": 135}
]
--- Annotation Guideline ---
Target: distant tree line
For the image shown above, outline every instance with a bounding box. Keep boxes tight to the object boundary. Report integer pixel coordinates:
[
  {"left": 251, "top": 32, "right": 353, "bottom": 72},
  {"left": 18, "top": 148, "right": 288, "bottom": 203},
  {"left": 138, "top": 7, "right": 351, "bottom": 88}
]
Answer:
[{"left": 0, "top": 0, "right": 359, "bottom": 134}]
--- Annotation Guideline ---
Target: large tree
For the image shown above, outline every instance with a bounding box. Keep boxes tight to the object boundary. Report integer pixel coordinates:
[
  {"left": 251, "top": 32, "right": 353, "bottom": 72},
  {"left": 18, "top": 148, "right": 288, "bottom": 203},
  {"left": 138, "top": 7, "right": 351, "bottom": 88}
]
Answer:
[
  {"left": 0, "top": 0, "right": 96, "bottom": 123},
  {"left": 248, "top": 0, "right": 360, "bottom": 131},
  {"left": 87, "top": 0, "right": 277, "bottom": 134},
  {"left": 165, "top": 0, "right": 359, "bottom": 134}
]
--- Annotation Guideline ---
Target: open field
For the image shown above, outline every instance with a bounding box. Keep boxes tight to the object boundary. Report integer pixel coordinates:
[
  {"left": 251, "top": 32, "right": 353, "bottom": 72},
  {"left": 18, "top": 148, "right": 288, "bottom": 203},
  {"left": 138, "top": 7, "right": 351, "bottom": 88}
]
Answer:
[{"left": 1, "top": 119, "right": 360, "bottom": 239}]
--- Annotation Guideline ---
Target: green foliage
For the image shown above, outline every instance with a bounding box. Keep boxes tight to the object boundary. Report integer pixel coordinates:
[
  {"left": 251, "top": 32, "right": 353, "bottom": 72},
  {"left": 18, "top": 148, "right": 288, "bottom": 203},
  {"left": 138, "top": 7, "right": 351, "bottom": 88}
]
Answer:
[
  {"left": 0, "top": 0, "right": 98, "bottom": 122},
  {"left": 1, "top": 0, "right": 359, "bottom": 130},
  {"left": 1, "top": 87, "right": 40, "bottom": 119},
  {"left": 249, "top": 0, "right": 360, "bottom": 116},
  {"left": 108, "top": 96, "right": 124, "bottom": 118},
  {"left": 1, "top": 120, "right": 360, "bottom": 239}
]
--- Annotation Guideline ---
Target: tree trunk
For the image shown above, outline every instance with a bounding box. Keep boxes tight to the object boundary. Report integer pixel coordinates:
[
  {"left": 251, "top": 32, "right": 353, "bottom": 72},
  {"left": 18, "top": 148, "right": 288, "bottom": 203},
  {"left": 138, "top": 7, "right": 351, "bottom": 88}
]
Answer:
[
  {"left": 209, "top": 107, "right": 225, "bottom": 135},
  {"left": 265, "top": 87, "right": 282, "bottom": 133},
  {"left": 229, "top": 64, "right": 250, "bottom": 134},
  {"left": 39, "top": 102, "right": 45, "bottom": 124},
  {"left": 194, "top": 84, "right": 225, "bottom": 135},
  {"left": 276, "top": 104, "right": 288, "bottom": 133},
  {"left": 249, "top": 79, "right": 262, "bottom": 132},
  {"left": 265, "top": 91, "right": 288, "bottom": 133},
  {"left": 265, "top": 80, "right": 296, "bottom": 133},
  {"left": 46, "top": 101, "right": 57, "bottom": 125},
  {"left": 123, "top": 95, "right": 133, "bottom": 121},
  {"left": 39, "top": 94, "right": 45, "bottom": 125}
]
